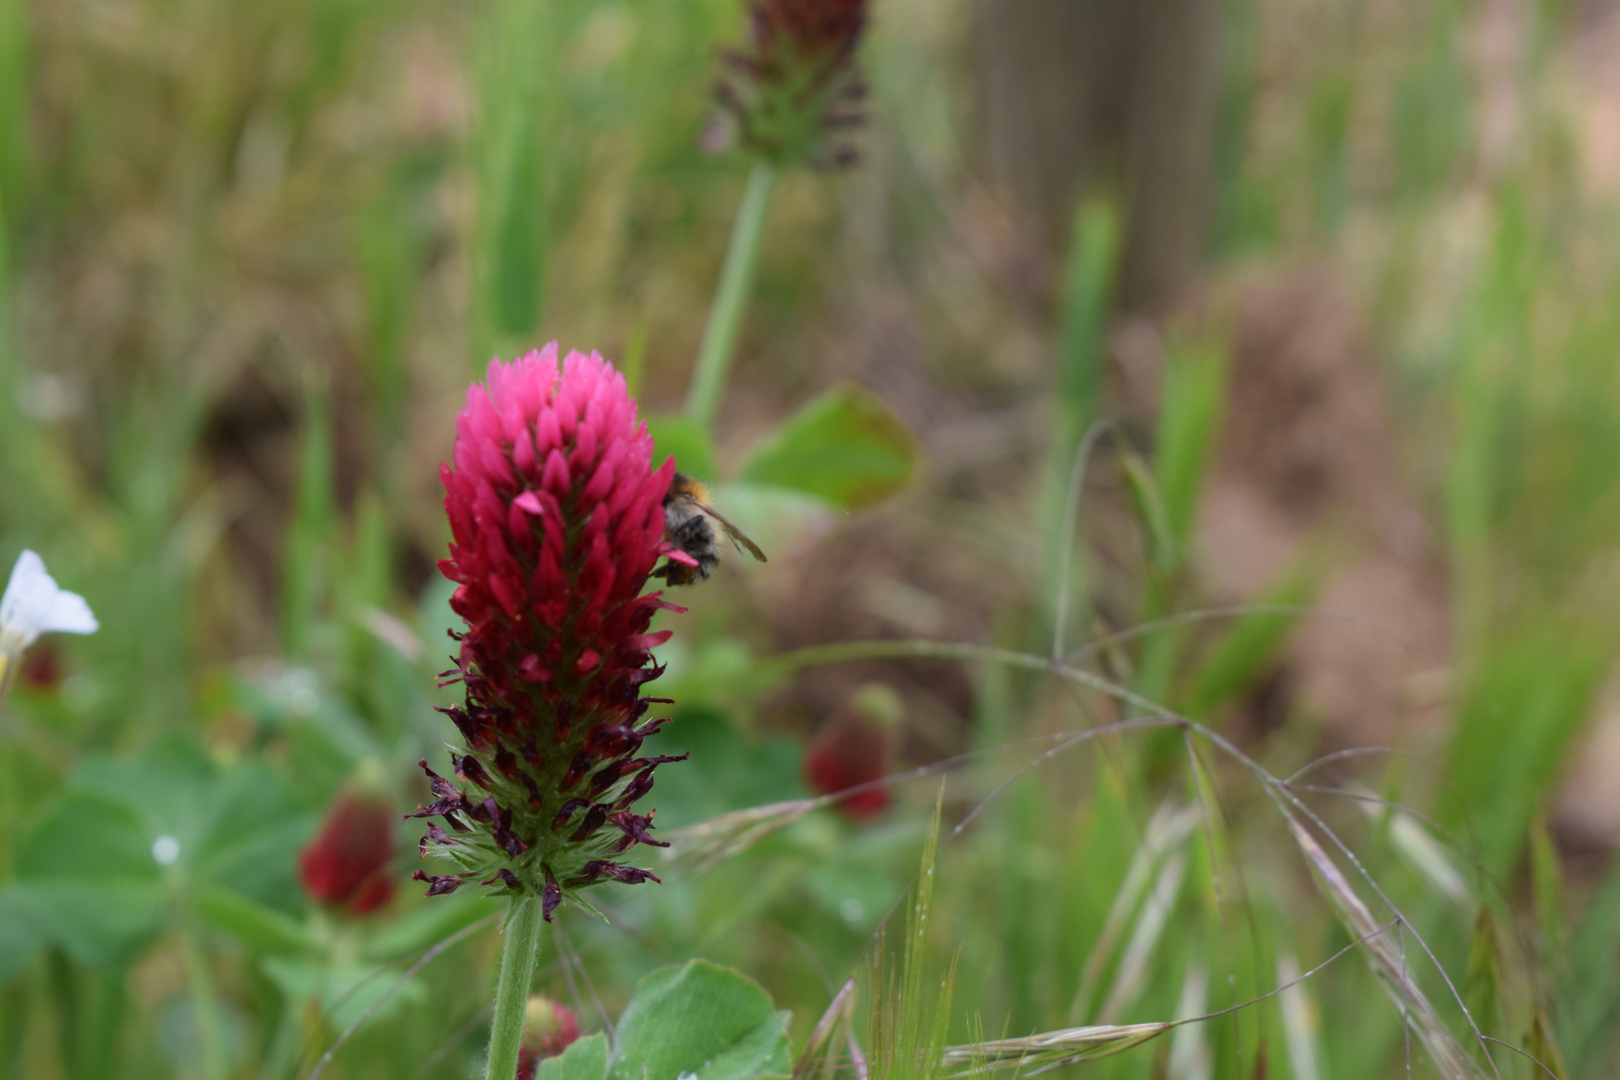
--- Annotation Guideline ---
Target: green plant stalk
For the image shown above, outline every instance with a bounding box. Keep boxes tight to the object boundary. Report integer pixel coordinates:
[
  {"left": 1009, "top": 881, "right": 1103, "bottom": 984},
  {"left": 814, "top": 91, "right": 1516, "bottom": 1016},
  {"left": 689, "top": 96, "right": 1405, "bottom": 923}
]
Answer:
[
  {"left": 181, "top": 923, "right": 230, "bottom": 1080},
  {"left": 685, "top": 163, "right": 778, "bottom": 432},
  {"left": 260, "top": 992, "right": 309, "bottom": 1080},
  {"left": 484, "top": 894, "right": 546, "bottom": 1080}
]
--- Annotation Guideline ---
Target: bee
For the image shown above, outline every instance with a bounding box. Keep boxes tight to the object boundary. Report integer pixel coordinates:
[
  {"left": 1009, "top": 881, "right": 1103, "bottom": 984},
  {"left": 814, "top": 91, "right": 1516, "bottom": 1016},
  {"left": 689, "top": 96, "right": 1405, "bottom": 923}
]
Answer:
[{"left": 653, "top": 472, "right": 767, "bottom": 585}]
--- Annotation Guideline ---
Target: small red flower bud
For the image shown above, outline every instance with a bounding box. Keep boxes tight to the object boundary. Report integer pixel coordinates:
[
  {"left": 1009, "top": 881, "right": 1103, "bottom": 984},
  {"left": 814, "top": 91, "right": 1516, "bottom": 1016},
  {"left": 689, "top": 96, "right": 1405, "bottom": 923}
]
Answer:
[
  {"left": 412, "top": 345, "right": 685, "bottom": 911},
  {"left": 803, "top": 684, "right": 901, "bottom": 820},
  {"left": 516, "top": 996, "right": 580, "bottom": 1079},
  {"left": 299, "top": 779, "right": 398, "bottom": 916},
  {"left": 17, "top": 641, "right": 63, "bottom": 692}
]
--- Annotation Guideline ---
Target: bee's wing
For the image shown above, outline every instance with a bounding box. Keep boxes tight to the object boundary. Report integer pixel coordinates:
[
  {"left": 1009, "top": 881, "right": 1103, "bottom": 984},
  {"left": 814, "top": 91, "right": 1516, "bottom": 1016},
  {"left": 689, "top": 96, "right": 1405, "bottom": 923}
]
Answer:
[{"left": 692, "top": 500, "right": 768, "bottom": 563}]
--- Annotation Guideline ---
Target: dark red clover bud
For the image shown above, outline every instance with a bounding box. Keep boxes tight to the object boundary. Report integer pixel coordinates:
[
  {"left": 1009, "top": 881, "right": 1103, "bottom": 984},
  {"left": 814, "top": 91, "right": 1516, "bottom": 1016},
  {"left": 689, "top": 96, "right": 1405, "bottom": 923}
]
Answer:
[
  {"left": 804, "top": 683, "right": 902, "bottom": 819},
  {"left": 411, "top": 345, "right": 686, "bottom": 915},
  {"left": 708, "top": 0, "right": 870, "bottom": 168},
  {"left": 516, "top": 996, "right": 581, "bottom": 1079},
  {"left": 299, "top": 766, "right": 398, "bottom": 916},
  {"left": 17, "top": 640, "right": 64, "bottom": 692}
]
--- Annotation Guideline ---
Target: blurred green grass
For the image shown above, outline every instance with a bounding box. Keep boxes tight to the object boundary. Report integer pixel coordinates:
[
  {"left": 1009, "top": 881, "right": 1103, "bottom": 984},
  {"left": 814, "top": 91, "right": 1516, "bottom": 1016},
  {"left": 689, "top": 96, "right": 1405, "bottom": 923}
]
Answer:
[{"left": 4, "top": 0, "right": 1620, "bottom": 1077}]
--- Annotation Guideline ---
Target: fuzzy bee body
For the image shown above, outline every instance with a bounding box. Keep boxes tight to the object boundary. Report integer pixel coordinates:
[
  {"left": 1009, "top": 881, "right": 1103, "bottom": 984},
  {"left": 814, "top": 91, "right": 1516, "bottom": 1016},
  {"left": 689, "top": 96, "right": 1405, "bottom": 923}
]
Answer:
[{"left": 653, "top": 472, "right": 767, "bottom": 586}]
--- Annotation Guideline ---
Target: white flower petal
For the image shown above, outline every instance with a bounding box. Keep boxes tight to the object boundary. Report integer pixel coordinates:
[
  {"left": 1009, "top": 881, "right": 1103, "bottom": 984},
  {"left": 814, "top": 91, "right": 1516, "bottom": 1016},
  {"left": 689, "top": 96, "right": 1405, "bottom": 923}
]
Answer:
[
  {"left": 0, "top": 550, "right": 49, "bottom": 627},
  {"left": 44, "top": 591, "right": 98, "bottom": 635},
  {"left": 0, "top": 549, "right": 98, "bottom": 653}
]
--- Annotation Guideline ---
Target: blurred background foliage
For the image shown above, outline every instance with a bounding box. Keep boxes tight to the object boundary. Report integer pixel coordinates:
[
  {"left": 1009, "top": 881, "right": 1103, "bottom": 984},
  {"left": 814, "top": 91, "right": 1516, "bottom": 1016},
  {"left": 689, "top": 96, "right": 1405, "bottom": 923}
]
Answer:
[{"left": 5, "top": 0, "right": 1620, "bottom": 1076}]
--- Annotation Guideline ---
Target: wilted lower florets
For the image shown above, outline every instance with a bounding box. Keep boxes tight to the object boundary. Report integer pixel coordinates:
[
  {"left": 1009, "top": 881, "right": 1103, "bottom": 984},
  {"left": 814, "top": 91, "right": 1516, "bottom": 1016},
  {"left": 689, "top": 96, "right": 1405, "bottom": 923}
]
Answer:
[
  {"left": 707, "top": 0, "right": 870, "bottom": 168},
  {"left": 410, "top": 345, "right": 684, "bottom": 918}
]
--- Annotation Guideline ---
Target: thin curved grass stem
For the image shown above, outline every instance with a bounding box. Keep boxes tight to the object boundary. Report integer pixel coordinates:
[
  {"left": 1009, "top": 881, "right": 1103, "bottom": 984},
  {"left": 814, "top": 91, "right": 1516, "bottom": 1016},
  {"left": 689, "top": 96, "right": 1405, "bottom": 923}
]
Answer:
[
  {"left": 757, "top": 636, "right": 1501, "bottom": 1078},
  {"left": 307, "top": 915, "right": 494, "bottom": 1080}
]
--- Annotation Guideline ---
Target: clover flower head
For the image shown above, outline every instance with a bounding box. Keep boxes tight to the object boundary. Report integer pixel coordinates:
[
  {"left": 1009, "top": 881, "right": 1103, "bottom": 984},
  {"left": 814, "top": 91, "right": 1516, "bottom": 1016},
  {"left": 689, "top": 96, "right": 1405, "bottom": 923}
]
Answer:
[
  {"left": 707, "top": 0, "right": 870, "bottom": 168},
  {"left": 410, "top": 345, "right": 685, "bottom": 918},
  {"left": 0, "top": 550, "right": 97, "bottom": 697},
  {"left": 804, "top": 683, "right": 901, "bottom": 819},
  {"left": 299, "top": 771, "right": 398, "bottom": 917},
  {"left": 517, "top": 995, "right": 580, "bottom": 1078}
]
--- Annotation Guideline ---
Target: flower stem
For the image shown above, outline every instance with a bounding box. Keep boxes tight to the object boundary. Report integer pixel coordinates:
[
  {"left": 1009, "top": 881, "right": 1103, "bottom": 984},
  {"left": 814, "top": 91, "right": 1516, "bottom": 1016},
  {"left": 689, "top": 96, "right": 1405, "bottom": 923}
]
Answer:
[
  {"left": 685, "top": 162, "right": 778, "bottom": 433},
  {"left": 485, "top": 894, "right": 546, "bottom": 1080},
  {"left": 260, "top": 991, "right": 308, "bottom": 1080}
]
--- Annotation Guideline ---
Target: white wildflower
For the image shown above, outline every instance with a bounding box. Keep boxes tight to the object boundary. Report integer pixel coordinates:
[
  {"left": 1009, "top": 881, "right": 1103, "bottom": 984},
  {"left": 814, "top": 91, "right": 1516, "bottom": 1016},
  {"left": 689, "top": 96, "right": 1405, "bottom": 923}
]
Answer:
[{"left": 0, "top": 549, "right": 98, "bottom": 695}]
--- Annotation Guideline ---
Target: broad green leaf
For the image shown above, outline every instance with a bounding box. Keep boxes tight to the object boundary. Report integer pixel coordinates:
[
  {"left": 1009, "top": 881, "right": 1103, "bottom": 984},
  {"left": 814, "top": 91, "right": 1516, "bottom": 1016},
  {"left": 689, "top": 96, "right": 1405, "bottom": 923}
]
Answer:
[
  {"left": 8, "top": 880, "right": 167, "bottom": 969},
  {"left": 194, "top": 886, "right": 315, "bottom": 956},
  {"left": 11, "top": 739, "right": 313, "bottom": 969},
  {"left": 188, "top": 762, "right": 309, "bottom": 909},
  {"left": 540, "top": 1032, "right": 609, "bottom": 1080},
  {"left": 648, "top": 414, "right": 718, "bottom": 482},
  {"left": 610, "top": 960, "right": 791, "bottom": 1080},
  {"left": 11, "top": 788, "right": 168, "bottom": 967},
  {"left": 736, "top": 385, "right": 914, "bottom": 510},
  {"left": 14, "top": 789, "right": 162, "bottom": 883},
  {"left": 70, "top": 742, "right": 309, "bottom": 910}
]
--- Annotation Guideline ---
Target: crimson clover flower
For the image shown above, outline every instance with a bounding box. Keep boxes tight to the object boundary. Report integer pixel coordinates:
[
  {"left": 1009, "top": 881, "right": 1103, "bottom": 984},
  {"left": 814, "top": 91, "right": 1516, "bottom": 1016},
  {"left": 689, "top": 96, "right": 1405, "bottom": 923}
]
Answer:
[
  {"left": 299, "top": 772, "right": 398, "bottom": 917},
  {"left": 410, "top": 345, "right": 684, "bottom": 919},
  {"left": 707, "top": 0, "right": 870, "bottom": 168},
  {"left": 803, "top": 683, "right": 901, "bottom": 819}
]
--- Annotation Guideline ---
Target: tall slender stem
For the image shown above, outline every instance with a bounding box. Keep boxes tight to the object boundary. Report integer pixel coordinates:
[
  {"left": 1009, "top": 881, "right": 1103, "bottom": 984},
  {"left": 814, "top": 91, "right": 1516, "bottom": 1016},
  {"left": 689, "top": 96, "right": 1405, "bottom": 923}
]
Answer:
[
  {"left": 259, "top": 992, "right": 308, "bottom": 1080},
  {"left": 484, "top": 894, "right": 546, "bottom": 1080},
  {"left": 685, "top": 162, "right": 778, "bottom": 433}
]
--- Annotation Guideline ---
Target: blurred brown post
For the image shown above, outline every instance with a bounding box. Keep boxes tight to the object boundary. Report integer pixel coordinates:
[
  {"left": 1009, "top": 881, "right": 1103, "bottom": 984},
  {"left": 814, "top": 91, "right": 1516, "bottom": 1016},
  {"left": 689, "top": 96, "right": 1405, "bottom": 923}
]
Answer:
[{"left": 972, "top": 0, "right": 1222, "bottom": 310}]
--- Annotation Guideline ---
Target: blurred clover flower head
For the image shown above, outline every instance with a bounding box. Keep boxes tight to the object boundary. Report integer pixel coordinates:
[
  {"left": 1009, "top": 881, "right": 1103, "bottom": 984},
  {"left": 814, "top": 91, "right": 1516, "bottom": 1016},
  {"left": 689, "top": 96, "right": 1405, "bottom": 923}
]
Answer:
[
  {"left": 707, "top": 0, "right": 869, "bottom": 168},
  {"left": 0, "top": 550, "right": 98, "bottom": 698},
  {"left": 299, "top": 766, "right": 398, "bottom": 917},
  {"left": 517, "top": 995, "right": 580, "bottom": 1078},
  {"left": 410, "top": 344, "right": 685, "bottom": 919},
  {"left": 803, "top": 682, "right": 900, "bottom": 819}
]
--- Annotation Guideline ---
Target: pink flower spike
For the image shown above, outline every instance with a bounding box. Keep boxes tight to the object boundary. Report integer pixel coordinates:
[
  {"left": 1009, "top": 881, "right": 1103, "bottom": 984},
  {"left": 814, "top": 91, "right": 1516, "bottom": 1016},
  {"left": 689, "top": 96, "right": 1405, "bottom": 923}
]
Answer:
[{"left": 420, "top": 345, "right": 682, "bottom": 914}]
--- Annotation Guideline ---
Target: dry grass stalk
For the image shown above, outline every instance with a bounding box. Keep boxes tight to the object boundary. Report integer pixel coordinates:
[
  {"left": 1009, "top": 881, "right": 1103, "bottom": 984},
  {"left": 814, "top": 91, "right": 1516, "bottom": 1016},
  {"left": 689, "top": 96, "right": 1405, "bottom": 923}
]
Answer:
[
  {"left": 795, "top": 979, "right": 860, "bottom": 1080},
  {"left": 660, "top": 797, "right": 824, "bottom": 874},
  {"left": 1285, "top": 816, "right": 1484, "bottom": 1079},
  {"left": 938, "top": 1022, "right": 1173, "bottom": 1075}
]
